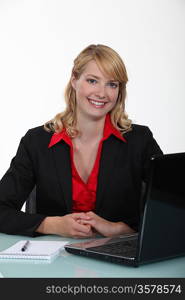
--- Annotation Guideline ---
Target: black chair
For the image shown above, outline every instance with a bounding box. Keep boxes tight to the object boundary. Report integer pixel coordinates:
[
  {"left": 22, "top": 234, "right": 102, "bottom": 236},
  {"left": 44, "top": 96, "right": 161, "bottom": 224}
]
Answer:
[{"left": 25, "top": 186, "right": 36, "bottom": 213}]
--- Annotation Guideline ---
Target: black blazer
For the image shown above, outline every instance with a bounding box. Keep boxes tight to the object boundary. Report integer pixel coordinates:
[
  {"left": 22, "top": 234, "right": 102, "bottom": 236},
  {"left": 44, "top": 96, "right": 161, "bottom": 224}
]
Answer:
[{"left": 0, "top": 124, "right": 162, "bottom": 236}]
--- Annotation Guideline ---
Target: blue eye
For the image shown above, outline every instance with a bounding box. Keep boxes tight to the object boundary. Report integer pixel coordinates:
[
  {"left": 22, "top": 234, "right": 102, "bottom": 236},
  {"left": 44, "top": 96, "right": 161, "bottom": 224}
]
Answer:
[
  {"left": 108, "top": 82, "right": 118, "bottom": 88},
  {"left": 87, "top": 78, "right": 97, "bottom": 84}
]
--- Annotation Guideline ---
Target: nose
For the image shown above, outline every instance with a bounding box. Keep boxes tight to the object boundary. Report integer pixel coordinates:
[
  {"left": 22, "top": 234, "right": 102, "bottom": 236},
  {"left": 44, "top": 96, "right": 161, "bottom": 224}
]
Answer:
[{"left": 95, "top": 83, "right": 106, "bottom": 99}]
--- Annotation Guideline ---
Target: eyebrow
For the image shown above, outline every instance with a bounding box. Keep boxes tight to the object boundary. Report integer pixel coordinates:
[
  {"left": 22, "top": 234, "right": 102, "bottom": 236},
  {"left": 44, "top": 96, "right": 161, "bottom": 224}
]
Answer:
[{"left": 85, "top": 74, "right": 118, "bottom": 82}]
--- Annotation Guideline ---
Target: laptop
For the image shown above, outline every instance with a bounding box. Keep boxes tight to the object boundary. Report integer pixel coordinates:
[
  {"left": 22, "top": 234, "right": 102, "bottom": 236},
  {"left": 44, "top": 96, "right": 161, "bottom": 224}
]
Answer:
[{"left": 65, "top": 153, "right": 185, "bottom": 267}]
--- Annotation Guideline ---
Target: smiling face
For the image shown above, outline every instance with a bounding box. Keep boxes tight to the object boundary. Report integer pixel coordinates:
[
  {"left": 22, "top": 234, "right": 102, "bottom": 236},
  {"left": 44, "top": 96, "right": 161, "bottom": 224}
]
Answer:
[{"left": 71, "top": 60, "right": 120, "bottom": 120}]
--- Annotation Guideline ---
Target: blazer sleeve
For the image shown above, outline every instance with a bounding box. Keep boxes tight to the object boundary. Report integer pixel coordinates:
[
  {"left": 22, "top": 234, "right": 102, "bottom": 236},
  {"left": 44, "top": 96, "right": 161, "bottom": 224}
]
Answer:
[
  {"left": 141, "top": 126, "right": 163, "bottom": 182},
  {"left": 123, "top": 126, "right": 163, "bottom": 231},
  {"left": 0, "top": 131, "right": 46, "bottom": 236}
]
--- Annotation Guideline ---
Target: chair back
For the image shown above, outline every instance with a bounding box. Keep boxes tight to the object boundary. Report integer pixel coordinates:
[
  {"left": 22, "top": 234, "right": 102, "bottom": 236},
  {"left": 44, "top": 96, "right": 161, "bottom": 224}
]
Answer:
[{"left": 25, "top": 186, "right": 36, "bottom": 213}]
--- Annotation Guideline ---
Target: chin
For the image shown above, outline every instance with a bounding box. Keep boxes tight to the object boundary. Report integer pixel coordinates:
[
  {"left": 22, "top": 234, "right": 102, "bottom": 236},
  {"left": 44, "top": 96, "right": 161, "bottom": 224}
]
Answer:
[{"left": 86, "top": 110, "right": 109, "bottom": 121}]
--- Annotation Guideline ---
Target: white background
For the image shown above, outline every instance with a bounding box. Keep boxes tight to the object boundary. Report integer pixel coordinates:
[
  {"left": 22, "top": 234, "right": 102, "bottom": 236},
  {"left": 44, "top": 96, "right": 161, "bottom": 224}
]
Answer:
[{"left": 0, "top": 0, "right": 185, "bottom": 178}]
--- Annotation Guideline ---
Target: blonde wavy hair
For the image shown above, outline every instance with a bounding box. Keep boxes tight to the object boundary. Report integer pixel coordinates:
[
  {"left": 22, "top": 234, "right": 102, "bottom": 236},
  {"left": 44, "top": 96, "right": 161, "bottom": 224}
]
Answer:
[{"left": 44, "top": 44, "right": 132, "bottom": 137}]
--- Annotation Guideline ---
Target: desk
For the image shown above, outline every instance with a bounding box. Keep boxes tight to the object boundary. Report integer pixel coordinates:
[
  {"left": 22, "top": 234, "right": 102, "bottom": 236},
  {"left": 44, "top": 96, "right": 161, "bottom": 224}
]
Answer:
[{"left": 0, "top": 233, "right": 185, "bottom": 278}]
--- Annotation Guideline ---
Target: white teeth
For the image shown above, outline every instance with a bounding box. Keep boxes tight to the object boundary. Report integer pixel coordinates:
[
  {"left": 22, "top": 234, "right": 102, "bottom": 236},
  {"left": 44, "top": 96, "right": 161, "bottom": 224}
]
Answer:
[{"left": 88, "top": 99, "right": 105, "bottom": 106}]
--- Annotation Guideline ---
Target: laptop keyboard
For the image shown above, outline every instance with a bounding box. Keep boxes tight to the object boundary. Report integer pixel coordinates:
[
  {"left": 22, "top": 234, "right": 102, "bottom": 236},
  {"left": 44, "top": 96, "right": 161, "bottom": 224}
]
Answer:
[{"left": 88, "top": 238, "right": 137, "bottom": 258}]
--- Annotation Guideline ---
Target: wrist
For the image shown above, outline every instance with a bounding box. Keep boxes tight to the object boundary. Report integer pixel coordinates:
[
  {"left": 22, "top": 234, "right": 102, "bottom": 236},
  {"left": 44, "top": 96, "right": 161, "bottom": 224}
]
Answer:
[
  {"left": 116, "top": 221, "right": 135, "bottom": 235},
  {"left": 36, "top": 216, "right": 61, "bottom": 235}
]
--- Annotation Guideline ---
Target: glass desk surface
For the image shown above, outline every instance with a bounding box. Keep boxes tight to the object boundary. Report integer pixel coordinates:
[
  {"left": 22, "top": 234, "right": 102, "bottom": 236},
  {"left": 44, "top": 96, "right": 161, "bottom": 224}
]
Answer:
[{"left": 0, "top": 233, "right": 185, "bottom": 278}]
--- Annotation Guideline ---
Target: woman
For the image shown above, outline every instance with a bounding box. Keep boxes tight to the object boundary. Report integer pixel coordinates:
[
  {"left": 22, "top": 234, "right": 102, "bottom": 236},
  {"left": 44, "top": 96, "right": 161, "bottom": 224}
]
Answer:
[{"left": 0, "top": 44, "right": 162, "bottom": 238}]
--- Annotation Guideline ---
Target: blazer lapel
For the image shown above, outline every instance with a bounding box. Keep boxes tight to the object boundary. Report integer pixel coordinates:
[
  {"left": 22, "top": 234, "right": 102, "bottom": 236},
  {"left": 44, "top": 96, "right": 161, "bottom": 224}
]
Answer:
[
  {"left": 51, "top": 141, "right": 72, "bottom": 212},
  {"left": 95, "top": 136, "right": 127, "bottom": 212},
  {"left": 50, "top": 136, "right": 127, "bottom": 214}
]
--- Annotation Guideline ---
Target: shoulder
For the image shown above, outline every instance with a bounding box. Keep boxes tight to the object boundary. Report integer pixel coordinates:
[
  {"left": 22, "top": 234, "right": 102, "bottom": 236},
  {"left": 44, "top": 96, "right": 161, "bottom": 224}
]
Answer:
[
  {"left": 26, "top": 125, "right": 52, "bottom": 137},
  {"left": 124, "top": 124, "right": 153, "bottom": 141},
  {"left": 123, "top": 123, "right": 163, "bottom": 156},
  {"left": 22, "top": 125, "right": 53, "bottom": 148}
]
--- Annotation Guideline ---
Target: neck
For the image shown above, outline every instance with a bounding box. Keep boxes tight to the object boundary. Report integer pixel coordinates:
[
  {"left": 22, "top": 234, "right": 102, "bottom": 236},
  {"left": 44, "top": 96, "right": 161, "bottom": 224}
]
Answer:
[{"left": 75, "top": 112, "right": 106, "bottom": 143}]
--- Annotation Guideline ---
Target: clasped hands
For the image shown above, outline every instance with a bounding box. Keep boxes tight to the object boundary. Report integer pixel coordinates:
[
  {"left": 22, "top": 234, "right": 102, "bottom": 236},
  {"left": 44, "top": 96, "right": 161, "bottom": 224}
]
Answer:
[{"left": 56, "top": 211, "right": 135, "bottom": 238}]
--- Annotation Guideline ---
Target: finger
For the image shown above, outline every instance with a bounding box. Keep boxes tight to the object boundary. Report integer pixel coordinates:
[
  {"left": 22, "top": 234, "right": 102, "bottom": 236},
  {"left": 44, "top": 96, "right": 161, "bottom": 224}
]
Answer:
[
  {"left": 71, "top": 213, "right": 91, "bottom": 220},
  {"left": 73, "top": 230, "right": 94, "bottom": 238},
  {"left": 86, "top": 211, "right": 96, "bottom": 217},
  {"left": 74, "top": 222, "right": 92, "bottom": 234},
  {"left": 78, "top": 219, "right": 95, "bottom": 226},
  {"left": 76, "top": 219, "right": 92, "bottom": 228}
]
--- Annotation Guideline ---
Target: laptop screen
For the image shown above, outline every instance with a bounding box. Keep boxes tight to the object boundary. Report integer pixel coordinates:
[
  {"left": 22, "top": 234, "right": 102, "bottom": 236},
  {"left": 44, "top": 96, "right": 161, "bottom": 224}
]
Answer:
[{"left": 137, "top": 153, "right": 185, "bottom": 264}]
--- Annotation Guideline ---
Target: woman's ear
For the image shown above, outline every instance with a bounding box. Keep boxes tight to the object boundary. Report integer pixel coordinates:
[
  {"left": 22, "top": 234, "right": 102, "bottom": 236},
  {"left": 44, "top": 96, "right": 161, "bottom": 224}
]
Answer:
[{"left": 71, "top": 74, "right": 77, "bottom": 90}]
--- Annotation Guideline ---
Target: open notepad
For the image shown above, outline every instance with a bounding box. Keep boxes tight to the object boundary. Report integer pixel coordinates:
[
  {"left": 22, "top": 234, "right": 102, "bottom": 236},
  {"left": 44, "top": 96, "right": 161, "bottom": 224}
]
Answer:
[{"left": 0, "top": 240, "right": 68, "bottom": 261}]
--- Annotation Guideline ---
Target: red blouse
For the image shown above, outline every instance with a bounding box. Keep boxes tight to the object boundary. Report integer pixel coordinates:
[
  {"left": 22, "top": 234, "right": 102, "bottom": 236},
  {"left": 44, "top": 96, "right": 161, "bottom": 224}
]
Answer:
[{"left": 48, "top": 114, "right": 126, "bottom": 212}]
